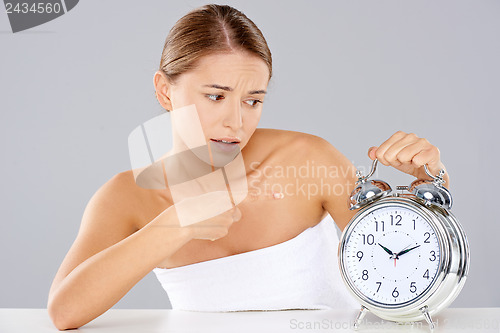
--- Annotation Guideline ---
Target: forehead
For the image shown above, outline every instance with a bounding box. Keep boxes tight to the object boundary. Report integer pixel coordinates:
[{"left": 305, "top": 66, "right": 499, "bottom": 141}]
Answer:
[{"left": 180, "top": 52, "right": 269, "bottom": 88}]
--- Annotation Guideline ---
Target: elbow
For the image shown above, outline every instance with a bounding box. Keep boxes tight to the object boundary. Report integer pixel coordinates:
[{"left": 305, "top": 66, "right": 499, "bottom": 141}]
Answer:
[{"left": 47, "top": 297, "right": 82, "bottom": 331}]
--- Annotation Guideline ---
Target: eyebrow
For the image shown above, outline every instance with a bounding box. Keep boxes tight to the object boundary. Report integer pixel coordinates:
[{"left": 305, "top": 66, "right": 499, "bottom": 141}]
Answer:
[{"left": 202, "top": 84, "right": 267, "bottom": 95}]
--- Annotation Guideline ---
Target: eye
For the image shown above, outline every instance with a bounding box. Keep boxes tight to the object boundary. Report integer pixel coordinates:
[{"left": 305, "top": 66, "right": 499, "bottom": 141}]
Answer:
[
  {"left": 245, "top": 99, "right": 263, "bottom": 107},
  {"left": 206, "top": 94, "right": 224, "bottom": 102}
]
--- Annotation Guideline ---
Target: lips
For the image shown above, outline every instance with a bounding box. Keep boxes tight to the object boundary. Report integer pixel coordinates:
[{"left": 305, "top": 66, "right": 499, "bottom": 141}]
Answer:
[
  {"left": 209, "top": 137, "right": 241, "bottom": 153},
  {"left": 210, "top": 137, "right": 241, "bottom": 144}
]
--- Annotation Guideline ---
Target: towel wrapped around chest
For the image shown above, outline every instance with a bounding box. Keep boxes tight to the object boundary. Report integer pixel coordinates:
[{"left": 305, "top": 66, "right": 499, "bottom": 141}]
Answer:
[{"left": 152, "top": 214, "right": 359, "bottom": 312}]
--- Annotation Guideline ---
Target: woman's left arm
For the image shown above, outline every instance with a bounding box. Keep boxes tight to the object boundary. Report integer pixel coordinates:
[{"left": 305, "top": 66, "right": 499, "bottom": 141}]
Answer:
[{"left": 367, "top": 131, "right": 450, "bottom": 189}]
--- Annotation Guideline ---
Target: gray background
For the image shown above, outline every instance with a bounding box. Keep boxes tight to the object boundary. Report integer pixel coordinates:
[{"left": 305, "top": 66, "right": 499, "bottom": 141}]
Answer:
[{"left": 0, "top": 0, "right": 498, "bottom": 309}]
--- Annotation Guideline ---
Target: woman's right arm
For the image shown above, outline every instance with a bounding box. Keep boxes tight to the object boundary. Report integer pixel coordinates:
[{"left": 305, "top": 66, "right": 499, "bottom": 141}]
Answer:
[{"left": 47, "top": 172, "right": 239, "bottom": 330}]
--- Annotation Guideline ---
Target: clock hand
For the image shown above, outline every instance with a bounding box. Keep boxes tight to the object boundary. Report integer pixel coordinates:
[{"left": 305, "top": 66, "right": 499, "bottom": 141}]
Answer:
[
  {"left": 396, "top": 244, "right": 421, "bottom": 257},
  {"left": 397, "top": 243, "right": 411, "bottom": 254},
  {"left": 378, "top": 243, "right": 399, "bottom": 267},
  {"left": 378, "top": 243, "right": 394, "bottom": 256}
]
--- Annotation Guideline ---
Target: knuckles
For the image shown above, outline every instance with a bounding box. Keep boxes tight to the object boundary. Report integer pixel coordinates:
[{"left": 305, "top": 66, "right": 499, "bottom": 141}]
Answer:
[
  {"left": 430, "top": 145, "right": 440, "bottom": 155},
  {"left": 373, "top": 131, "right": 442, "bottom": 174},
  {"left": 418, "top": 137, "right": 429, "bottom": 145},
  {"left": 393, "top": 130, "right": 406, "bottom": 137}
]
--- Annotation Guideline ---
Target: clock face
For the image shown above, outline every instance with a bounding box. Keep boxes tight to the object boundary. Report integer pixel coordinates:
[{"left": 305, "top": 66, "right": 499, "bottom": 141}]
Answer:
[{"left": 342, "top": 204, "right": 442, "bottom": 306}]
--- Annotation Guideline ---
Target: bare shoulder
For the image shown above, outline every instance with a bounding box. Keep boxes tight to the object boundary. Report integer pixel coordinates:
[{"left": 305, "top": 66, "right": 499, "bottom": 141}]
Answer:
[
  {"left": 99, "top": 170, "right": 136, "bottom": 197},
  {"left": 251, "top": 128, "right": 347, "bottom": 162},
  {"left": 105, "top": 170, "right": 144, "bottom": 200},
  {"left": 252, "top": 128, "right": 358, "bottom": 230},
  {"left": 82, "top": 170, "right": 143, "bottom": 234},
  {"left": 250, "top": 128, "right": 357, "bottom": 192},
  {"left": 104, "top": 170, "right": 173, "bottom": 230},
  {"left": 48, "top": 171, "right": 144, "bottom": 301},
  {"left": 249, "top": 128, "right": 327, "bottom": 151},
  {"left": 96, "top": 171, "right": 141, "bottom": 209},
  {"left": 252, "top": 127, "right": 321, "bottom": 141}
]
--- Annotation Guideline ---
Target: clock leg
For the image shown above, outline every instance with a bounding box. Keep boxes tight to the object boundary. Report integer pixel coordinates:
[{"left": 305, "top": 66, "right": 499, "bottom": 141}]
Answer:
[
  {"left": 353, "top": 305, "right": 368, "bottom": 330},
  {"left": 419, "top": 305, "right": 436, "bottom": 332}
]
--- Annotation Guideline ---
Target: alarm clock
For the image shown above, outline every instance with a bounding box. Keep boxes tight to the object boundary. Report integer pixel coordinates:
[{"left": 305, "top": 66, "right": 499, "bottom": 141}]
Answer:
[{"left": 338, "top": 158, "right": 469, "bottom": 331}]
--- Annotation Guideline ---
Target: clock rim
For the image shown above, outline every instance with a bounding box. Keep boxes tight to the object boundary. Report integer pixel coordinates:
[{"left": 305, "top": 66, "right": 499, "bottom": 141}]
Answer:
[{"left": 338, "top": 196, "right": 452, "bottom": 312}]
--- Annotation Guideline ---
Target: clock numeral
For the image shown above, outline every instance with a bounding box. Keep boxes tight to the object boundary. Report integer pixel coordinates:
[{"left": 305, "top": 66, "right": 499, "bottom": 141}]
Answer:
[
  {"left": 390, "top": 214, "right": 402, "bottom": 226},
  {"left": 392, "top": 287, "right": 399, "bottom": 298},
  {"left": 429, "top": 251, "right": 437, "bottom": 261},
  {"left": 362, "top": 270, "right": 369, "bottom": 280},
  {"left": 413, "top": 219, "right": 416, "bottom": 230},
  {"left": 362, "top": 234, "right": 375, "bottom": 245},
  {"left": 423, "top": 269, "right": 430, "bottom": 279},
  {"left": 424, "top": 232, "right": 431, "bottom": 243},
  {"left": 356, "top": 251, "right": 363, "bottom": 261},
  {"left": 375, "top": 220, "right": 385, "bottom": 232},
  {"left": 410, "top": 282, "right": 417, "bottom": 293},
  {"left": 376, "top": 282, "right": 382, "bottom": 292}
]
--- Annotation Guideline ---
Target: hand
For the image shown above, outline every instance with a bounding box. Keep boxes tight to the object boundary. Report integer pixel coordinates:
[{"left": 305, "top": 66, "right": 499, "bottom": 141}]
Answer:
[
  {"left": 367, "top": 131, "right": 450, "bottom": 186},
  {"left": 184, "top": 205, "right": 242, "bottom": 242},
  {"left": 171, "top": 189, "right": 283, "bottom": 242},
  {"left": 153, "top": 191, "right": 242, "bottom": 242}
]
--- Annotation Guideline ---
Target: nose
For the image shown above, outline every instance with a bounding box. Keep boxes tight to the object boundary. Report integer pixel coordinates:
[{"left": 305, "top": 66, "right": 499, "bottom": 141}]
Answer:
[{"left": 222, "top": 101, "right": 243, "bottom": 131}]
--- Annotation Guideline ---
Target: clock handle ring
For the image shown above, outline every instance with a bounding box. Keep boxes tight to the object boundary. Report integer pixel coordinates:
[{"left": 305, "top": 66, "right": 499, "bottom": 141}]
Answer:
[
  {"left": 358, "top": 160, "right": 446, "bottom": 186},
  {"left": 423, "top": 164, "right": 446, "bottom": 186},
  {"left": 356, "top": 159, "right": 379, "bottom": 183}
]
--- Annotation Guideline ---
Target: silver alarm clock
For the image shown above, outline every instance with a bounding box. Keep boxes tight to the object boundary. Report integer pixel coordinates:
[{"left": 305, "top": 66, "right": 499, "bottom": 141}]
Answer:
[{"left": 338, "top": 158, "right": 469, "bottom": 331}]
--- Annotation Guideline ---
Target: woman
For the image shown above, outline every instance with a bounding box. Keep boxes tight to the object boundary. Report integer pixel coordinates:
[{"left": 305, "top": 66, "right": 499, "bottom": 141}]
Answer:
[{"left": 47, "top": 4, "right": 449, "bottom": 330}]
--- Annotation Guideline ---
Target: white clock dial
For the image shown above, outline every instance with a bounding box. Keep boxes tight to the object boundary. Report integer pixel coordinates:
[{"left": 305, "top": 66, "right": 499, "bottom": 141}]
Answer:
[{"left": 343, "top": 205, "right": 441, "bottom": 306}]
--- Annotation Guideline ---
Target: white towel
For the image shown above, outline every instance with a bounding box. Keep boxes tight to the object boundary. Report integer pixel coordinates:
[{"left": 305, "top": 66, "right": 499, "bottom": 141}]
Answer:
[{"left": 152, "top": 214, "right": 359, "bottom": 312}]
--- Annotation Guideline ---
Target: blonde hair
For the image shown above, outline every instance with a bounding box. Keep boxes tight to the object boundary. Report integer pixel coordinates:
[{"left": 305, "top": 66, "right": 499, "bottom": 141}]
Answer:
[{"left": 158, "top": 4, "right": 273, "bottom": 85}]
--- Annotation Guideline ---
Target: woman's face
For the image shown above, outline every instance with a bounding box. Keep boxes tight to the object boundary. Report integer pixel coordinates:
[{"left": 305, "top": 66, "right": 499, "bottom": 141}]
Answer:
[{"left": 156, "top": 51, "right": 269, "bottom": 153}]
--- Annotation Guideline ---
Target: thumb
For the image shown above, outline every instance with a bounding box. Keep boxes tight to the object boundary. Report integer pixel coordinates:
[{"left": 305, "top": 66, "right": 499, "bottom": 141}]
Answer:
[{"left": 368, "top": 146, "right": 377, "bottom": 160}]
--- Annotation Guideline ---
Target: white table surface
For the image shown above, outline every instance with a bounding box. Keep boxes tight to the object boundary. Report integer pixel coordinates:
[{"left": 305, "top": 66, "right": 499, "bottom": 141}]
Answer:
[{"left": 0, "top": 308, "right": 498, "bottom": 332}]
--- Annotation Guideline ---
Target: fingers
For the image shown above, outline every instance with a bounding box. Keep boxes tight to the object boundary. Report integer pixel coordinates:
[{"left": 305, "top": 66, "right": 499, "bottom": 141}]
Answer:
[
  {"left": 369, "top": 131, "right": 446, "bottom": 180},
  {"left": 368, "top": 147, "right": 377, "bottom": 160},
  {"left": 231, "top": 206, "right": 242, "bottom": 222},
  {"left": 205, "top": 207, "right": 241, "bottom": 241},
  {"left": 396, "top": 141, "right": 437, "bottom": 167},
  {"left": 372, "top": 131, "right": 416, "bottom": 166},
  {"left": 409, "top": 145, "right": 443, "bottom": 175},
  {"left": 370, "top": 132, "right": 433, "bottom": 167},
  {"left": 203, "top": 205, "right": 241, "bottom": 224},
  {"left": 382, "top": 134, "right": 424, "bottom": 167},
  {"left": 173, "top": 187, "right": 282, "bottom": 229}
]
